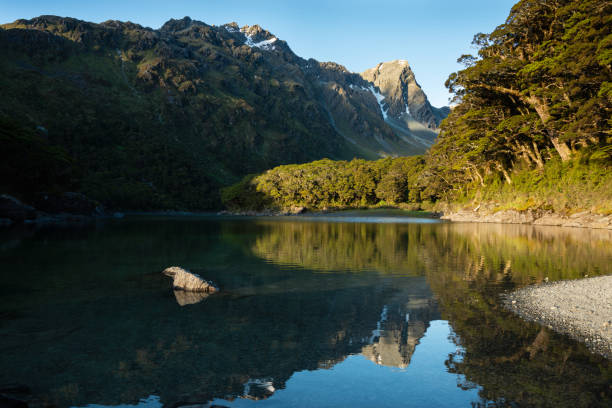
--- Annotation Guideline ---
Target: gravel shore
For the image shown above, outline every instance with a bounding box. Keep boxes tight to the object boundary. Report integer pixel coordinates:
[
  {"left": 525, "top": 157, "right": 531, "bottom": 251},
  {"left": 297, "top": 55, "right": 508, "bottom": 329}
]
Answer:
[{"left": 503, "top": 275, "right": 612, "bottom": 359}]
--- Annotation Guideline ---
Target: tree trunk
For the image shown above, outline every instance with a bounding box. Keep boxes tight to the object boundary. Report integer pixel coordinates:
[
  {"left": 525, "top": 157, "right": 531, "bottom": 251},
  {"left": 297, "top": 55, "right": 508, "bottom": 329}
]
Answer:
[
  {"left": 473, "top": 167, "right": 485, "bottom": 187},
  {"left": 532, "top": 141, "right": 544, "bottom": 168},
  {"left": 476, "top": 84, "right": 573, "bottom": 161},
  {"left": 501, "top": 168, "right": 512, "bottom": 184},
  {"left": 526, "top": 93, "right": 572, "bottom": 161},
  {"left": 496, "top": 163, "right": 513, "bottom": 184},
  {"left": 549, "top": 136, "right": 572, "bottom": 161}
]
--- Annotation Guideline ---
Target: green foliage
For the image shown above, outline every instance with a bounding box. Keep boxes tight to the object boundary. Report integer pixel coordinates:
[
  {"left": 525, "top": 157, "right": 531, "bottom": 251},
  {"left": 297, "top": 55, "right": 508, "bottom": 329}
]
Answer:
[
  {"left": 0, "top": 116, "right": 79, "bottom": 199},
  {"left": 220, "top": 174, "right": 271, "bottom": 211},
  {"left": 426, "top": 0, "right": 612, "bottom": 202},
  {"left": 221, "top": 157, "right": 426, "bottom": 211},
  {"left": 0, "top": 16, "right": 369, "bottom": 210},
  {"left": 450, "top": 156, "right": 612, "bottom": 214}
]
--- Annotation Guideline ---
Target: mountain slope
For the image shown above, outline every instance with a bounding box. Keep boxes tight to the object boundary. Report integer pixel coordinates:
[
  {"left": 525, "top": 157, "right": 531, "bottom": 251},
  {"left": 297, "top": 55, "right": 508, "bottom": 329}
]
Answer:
[{"left": 0, "top": 15, "right": 445, "bottom": 209}]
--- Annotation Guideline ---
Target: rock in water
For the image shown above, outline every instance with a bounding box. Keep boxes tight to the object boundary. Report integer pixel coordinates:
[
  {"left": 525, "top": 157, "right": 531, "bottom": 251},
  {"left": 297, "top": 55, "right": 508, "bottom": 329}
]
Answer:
[{"left": 162, "top": 266, "right": 218, "bottom": 293}]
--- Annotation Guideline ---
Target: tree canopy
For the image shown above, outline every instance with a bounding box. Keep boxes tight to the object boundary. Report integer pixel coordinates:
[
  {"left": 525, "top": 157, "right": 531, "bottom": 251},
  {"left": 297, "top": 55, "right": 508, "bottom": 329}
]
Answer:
[{"left": 426, "top": 0, "right": 611, "bottom": 197}]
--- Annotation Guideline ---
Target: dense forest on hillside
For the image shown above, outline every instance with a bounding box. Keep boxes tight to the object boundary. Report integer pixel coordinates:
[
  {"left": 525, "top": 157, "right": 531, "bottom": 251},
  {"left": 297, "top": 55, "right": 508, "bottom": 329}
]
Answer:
[
  {"left": 0, "top": 17, "right": 344, "bottom": 209},
  {"left": 225, "top": 0, "right": 612, "bottom": 214},
  {"left": 1, "top": 15, "right": 429, "bottom": 211}
]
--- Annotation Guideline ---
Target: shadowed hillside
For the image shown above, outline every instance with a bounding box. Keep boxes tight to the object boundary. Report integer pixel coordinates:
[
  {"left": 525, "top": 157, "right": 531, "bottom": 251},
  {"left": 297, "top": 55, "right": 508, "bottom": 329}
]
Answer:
[{"left": 0, "top": 15, "right": 446, "bottom": 210}]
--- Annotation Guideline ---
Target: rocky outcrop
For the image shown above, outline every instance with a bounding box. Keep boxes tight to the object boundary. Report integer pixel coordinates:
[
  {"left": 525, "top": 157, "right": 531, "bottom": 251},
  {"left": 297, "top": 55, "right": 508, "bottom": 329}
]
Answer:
[
  {"left": 163, "top": 266, "right": 219, "bottom": 293},
  {"left": 303, "top": 59, "right": 426, "bottom": 157},
  {"left": 441, "top": 208, "right": 612, "bottom": 229}
]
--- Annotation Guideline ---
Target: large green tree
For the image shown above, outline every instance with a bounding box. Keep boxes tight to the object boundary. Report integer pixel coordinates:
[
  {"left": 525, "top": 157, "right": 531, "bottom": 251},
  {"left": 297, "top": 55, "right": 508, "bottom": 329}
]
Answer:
[{"left": 427, "top": 0, "right": 611, "bottom": 196}]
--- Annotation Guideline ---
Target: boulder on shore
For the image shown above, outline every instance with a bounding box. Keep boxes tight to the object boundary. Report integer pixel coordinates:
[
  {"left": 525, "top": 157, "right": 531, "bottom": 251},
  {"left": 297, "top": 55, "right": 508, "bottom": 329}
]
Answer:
[
  {"left": 0, "top": 194, "right": 36, "bottom": 221},
  {"left": 30, "top": 192, "right": 103, "bottom": 215},
  {"left": 162, "top": 266, "right": 218, "bottom": 293}
]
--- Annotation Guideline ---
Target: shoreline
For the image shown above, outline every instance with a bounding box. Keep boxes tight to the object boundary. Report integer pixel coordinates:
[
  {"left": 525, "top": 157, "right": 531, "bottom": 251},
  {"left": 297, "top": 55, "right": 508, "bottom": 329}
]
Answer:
[
  {"left": 503, "top": 276, "right": 612, "bottom": 359},
  {"left": 439, "top": 208, "right": 612, "bottom": 230},
  {"left": 218, "top": 206, "right": 612, "bottom": 230},
  {"left": 216, "top": 207, "right": 441, "bottom": 218},
  {"left": 4, "top": 202, "right": 611, "bottom": 231}
]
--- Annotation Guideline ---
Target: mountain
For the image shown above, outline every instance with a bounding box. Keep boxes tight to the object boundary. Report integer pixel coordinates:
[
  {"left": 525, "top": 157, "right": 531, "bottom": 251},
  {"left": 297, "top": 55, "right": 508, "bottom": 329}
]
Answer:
[
  {"left": 361, "top": 60, "right": 449, "bottom": 147},
  {"left": 0, "top": 15, "right": 447, "bottom": 210},
  {"left": 223, "top": 0, "right": 611, "bottom": 218}
]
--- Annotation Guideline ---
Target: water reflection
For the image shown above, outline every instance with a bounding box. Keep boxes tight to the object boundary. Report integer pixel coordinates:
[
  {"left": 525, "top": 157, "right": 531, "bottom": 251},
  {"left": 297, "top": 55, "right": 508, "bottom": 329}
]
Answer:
[
  {"left": 0, "top": 216, "right": 610, "bottom": 407},
  {"left": 252, "top": 219, "right": 612, "bottom": 281},
  {"left": 172, "top": 290, "right": 210, "bottom": 306},
  {"left": 247, "top": 219, "right": 612, "bottom": 407},
  {"left": 242, "top": 378, "right": 276, "bottom": 400},
  {"left": 361, "top": 278, "right": 439, "bottom": 369}
]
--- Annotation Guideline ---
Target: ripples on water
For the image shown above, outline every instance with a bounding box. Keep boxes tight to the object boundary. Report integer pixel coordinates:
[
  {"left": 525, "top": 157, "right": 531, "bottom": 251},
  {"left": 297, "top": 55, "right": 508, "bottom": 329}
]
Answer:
[{"left": 0, "top": 211, "right": 610, "bottom": 407}]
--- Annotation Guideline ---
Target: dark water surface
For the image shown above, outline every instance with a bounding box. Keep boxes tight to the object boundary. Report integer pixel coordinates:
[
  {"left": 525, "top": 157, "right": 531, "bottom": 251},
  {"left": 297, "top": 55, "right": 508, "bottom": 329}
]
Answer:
[{"left": 1, "top": 211, "right": 610, "bottom": 407}]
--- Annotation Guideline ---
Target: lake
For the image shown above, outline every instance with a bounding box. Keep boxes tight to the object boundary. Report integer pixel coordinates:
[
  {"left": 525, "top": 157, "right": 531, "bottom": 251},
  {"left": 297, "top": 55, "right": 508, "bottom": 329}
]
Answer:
[{"left": 1, "top": 210, "right": 610, "bottom": 407}]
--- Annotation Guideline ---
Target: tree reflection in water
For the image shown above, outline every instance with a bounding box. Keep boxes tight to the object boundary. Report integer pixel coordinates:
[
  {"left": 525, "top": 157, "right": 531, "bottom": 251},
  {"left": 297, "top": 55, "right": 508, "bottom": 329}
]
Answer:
[{"left": 251, "top": 220, "right": 612, "bottom": 407}]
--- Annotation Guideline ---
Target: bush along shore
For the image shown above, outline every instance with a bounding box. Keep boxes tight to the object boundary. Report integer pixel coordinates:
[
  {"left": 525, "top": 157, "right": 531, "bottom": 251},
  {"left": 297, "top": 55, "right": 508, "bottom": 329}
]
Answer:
[{"left": 220, "top": 156, "right": 612, "bottom": 229}]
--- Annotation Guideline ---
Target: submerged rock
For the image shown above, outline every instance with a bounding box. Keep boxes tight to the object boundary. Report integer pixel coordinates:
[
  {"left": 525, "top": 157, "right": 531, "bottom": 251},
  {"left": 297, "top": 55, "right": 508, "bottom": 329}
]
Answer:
[{"left": 162, "top": 266, "right": 218, "bottom": 293}]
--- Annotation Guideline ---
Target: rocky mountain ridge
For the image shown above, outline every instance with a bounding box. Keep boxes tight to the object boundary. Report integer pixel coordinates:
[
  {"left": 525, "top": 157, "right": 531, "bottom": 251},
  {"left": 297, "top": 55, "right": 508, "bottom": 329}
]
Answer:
[
  {"left": 0, "top": 15, "right": 448, "bottom": 209},
  {"left": 362, "top": 60, "right": 449, "bottom": 130}
]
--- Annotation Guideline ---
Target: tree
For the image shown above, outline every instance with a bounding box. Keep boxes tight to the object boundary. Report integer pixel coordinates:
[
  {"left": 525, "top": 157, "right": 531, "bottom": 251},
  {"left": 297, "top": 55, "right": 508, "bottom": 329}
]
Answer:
[{"left": 426, "top": 0, "right": 612, "bottom": 198}]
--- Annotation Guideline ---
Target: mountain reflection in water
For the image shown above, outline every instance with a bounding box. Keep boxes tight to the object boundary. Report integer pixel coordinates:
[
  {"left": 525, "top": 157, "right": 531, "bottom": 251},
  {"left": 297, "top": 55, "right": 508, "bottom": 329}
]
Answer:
[{"left": 0, "top": 215, "right": 610, "bottom": 407}]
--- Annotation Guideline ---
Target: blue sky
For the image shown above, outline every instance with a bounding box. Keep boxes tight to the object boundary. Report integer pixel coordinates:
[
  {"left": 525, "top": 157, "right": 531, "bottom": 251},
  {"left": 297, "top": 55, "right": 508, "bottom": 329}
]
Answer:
[{"left": 0, "top": 0, "right": 517, "bottom": 107}]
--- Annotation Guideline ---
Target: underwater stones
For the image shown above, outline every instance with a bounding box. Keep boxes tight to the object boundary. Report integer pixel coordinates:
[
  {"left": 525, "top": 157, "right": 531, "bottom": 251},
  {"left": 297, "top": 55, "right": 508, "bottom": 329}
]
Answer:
[{"left": 163, "top": 266, "right": 218, "bottom": 293}]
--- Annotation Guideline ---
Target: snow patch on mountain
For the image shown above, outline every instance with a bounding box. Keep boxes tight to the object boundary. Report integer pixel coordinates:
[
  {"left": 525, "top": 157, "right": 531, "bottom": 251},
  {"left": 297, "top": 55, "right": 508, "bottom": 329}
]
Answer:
[
  {"left": 369, "top": 86, "right": 388, "bottom": 119},
  {"left": 240, "top": 28, "right": 278, "bottom": 50}
]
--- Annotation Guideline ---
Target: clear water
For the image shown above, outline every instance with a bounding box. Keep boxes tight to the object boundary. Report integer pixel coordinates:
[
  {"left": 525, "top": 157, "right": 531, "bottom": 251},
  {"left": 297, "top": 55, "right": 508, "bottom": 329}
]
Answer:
[{"left": 0, "top": 211, "right": 610, "bottom": 407}]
